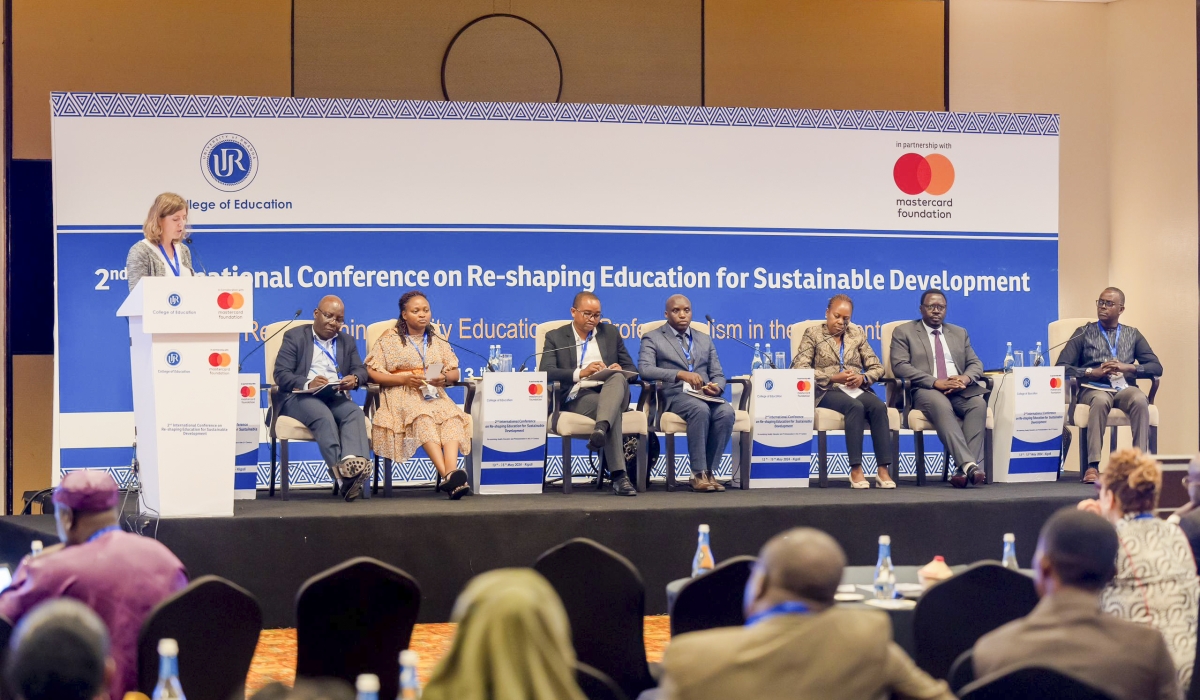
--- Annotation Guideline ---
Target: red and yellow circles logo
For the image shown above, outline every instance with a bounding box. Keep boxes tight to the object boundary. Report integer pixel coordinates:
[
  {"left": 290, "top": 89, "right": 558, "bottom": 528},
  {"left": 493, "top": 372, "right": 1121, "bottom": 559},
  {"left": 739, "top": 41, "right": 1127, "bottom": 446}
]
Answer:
[
  {"left": 796, "top": 380, "right": 812, "bottom": 392},
  {"left": 893, "top": 153, "right": 955, "bottom": 196},
  {"left": 240, "top": 385, "right": 257, "bottom": 398},
  {"left": 1049, "top": 377, "right": 1063, "bottom": 389},
  {"left": 527, "top": 383, "right": 544, "bottom": 396},
  {"left": 217, "top": 292, "right": 245, "bottom": 310},
  {"left": 208, "top": 352, "right": 232, "bottom": 367}
]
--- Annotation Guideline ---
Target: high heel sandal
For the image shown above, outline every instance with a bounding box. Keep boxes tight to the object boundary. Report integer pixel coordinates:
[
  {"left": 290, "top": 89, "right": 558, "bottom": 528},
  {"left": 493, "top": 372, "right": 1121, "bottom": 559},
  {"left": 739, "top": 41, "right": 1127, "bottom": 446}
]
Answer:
[{"left": 443, "top": 468, "right": 472, "bottom": 500}]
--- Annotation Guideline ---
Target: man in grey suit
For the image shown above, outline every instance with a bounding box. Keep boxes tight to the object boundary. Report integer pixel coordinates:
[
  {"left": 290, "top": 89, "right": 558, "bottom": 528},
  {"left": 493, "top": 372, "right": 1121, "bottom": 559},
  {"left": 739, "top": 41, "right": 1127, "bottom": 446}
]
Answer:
[
  {"left": 889, "top": 290, "right": 987, "bottom": 488},
  {"left": 638, "top": 295, "right": 734, "bottom": 493},
  {"left": 973, "top": 508, "right": 1179, "bottom": 700},
  {"left": 273, "top": 295, "right": 372, "bottom": 501}
]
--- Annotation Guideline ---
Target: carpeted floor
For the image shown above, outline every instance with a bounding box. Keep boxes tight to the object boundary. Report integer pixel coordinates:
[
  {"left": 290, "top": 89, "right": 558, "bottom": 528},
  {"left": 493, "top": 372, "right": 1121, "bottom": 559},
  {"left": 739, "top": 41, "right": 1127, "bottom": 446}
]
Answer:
[{"left": 245, "top": 616, "right": 672, "bottom": 693}]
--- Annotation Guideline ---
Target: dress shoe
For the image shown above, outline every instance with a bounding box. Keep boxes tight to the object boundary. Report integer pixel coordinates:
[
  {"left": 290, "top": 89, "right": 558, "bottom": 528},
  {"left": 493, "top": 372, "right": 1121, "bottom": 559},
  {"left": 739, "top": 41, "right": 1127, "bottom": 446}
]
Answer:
[
  {"left": 343, "top": 472, "right": 367, "bottom": 502},
  {"left": 690, "top": 474, "right": 717, "bottom": 492},
  {"left": 612, "top": 473, "right": 637, "bottom": 496},
  {"left": 966, "top": 463, "right": 986, "bottom": 486},
  {"left": 950, "top": 467, "right": 969, "bottom": 489},
  {"left": 588, "top": 421, "right": 609, "bottom": 452},
  {"left": 1083, "top": 467, "right": 1100, "bottom": 483},
  {"left": 849, "top": 478, "right": 871, "bottom": 489},
  {"left": 706, "top": 471, "right": 726, "bottom": 492}
]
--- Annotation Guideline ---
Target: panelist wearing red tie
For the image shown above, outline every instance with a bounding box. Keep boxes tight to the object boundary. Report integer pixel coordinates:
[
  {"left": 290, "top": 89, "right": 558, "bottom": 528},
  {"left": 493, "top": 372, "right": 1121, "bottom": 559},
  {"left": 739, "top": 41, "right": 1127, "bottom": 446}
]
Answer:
[{"left": 124, "top": 192, "right": 195, "bottom": 290}]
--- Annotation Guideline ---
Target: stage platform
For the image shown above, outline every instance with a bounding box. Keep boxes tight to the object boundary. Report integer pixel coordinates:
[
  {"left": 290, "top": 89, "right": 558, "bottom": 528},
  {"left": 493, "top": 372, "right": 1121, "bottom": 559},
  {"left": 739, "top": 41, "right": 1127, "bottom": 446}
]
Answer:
[{"left": 0, "top": 480, "right": 1093, "bottom": 628}]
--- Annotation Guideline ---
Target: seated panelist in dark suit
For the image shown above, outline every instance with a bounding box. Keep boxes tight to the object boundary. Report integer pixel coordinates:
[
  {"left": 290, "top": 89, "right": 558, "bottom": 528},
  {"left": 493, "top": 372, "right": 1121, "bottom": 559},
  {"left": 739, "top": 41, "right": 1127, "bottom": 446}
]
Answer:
[
  {"left": 273, "top": 294, "right": 372, "bottom": 501},
  {"left": 540, "top": 291, "right": 639, "bottom": 496},
  {"left": 889, "top": 289, "right": 988, "bottom": 488},
  {"left": 638, "top": 294, "right": 734, "bottom": 493}
]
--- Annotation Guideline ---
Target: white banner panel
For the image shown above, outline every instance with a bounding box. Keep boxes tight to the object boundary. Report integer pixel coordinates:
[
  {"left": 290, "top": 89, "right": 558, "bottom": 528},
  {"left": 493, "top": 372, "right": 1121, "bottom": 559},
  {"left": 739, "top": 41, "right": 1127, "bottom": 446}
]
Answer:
[
  {"left": 479, "top": 372, "right": 547, "bottom": 494},
  {"left": 750, "top": 368, "right": 815, "bottom": 488},
  {"left": 1006, "top": 367, "right": 1067, "bottom": 482},
  {"left": 235, "top": 373, "right": 261, "bottom": 499}
]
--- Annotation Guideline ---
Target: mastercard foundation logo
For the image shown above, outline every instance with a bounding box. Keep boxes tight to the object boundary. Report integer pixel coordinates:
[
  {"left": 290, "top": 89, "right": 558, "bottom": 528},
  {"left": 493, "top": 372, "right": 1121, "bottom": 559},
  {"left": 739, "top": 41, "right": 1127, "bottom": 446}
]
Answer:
[
  {"left": 1049, "top": 377, "right": 1063, "bottom": 389},
  {"left": 796, "top": 380, "right": 812, "bottom": 392},
  {"left": 528, "top": 383, "right": 544, "bottom": 396},
  {"left": 217, "top": 292, "right": 245, "bottom": 310},
  {"left": 240, "top": 385, "right": 257, "bottom": 398},
  {"left": 894, "top": 153, "right": 955, "bottom": 196},
  {"left": 208, "top": 352, "right": 232, "bottom": 367}
]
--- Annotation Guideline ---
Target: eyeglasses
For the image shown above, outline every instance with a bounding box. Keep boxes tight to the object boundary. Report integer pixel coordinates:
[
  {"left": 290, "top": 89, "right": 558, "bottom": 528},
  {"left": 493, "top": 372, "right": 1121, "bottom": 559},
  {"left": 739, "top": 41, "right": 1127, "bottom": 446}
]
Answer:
[
  {"left": 1096, "top": 299, "right": 1120, "bottom": 309},
  {"left": 575, "top": 310, "right": 602, "bottom": 320},
  {"left": 922, "top": 304, "right": 946, "bottom": 312},
  {"left": 317, "top": 309, "right": 344, "bottom": 324}
]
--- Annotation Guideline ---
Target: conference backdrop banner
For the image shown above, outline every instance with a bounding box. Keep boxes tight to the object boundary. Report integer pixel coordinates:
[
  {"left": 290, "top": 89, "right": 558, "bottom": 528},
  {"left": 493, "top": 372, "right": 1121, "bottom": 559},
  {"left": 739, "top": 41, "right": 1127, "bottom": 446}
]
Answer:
[{"left": 50, "top": 92, "right": 1059, "bottom": 489}]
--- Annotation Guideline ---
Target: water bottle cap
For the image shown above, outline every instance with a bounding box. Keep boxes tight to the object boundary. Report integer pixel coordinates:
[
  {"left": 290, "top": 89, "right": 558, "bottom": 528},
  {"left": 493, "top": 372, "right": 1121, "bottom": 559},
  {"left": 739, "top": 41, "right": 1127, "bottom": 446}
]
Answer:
[
  {"left": 1003, "top": 533, "right": 1015, "bottom": 542},
  {"left": 400, "top": 649, "right": 419, "bottom": 665},
  {"left": 698, "top": 524, "right": 710, "bottom": 533},
  {"left": 157, "top": 638, "right": 178, "bottom": 656},
  {"left": 878, "top": 535, "right": 890, "bottom": 545},
  {"left": 356, "top": 674, "right": 380, "bottom": 693},
  {"left": 30, "top": 540, "right": 42, "bottom": 550}
]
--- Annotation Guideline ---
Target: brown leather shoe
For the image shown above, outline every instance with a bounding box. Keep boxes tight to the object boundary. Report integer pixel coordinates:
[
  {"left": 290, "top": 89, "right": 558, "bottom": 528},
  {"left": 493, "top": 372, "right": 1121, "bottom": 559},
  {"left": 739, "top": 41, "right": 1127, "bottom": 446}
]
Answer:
[
  {"left": 1083, "top": 467, "right": 1100, "bottom": 483},
  {"left": 950, "top": 468, "right": 969, "bottom": 489},
  {"left": 690, "top": 474, "right": 717, "bottom": 492},
  {"left": 706, "top": 471, "right": 726, "bottom": 492},
  {"left": 967, "top": 464, "right": 986, "bottom": 486}
]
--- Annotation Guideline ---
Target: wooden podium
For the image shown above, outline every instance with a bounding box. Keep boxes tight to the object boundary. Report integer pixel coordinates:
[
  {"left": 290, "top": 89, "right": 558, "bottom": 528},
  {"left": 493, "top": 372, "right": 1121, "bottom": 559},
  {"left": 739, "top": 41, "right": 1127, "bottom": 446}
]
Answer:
[{"left": 116, "top": 277, "right": 254, "bottom": 516}]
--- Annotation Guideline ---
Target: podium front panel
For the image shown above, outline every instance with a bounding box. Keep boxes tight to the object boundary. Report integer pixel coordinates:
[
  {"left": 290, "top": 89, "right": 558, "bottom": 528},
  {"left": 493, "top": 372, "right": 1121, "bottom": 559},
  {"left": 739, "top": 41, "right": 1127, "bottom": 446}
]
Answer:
[
  {"left": 123, "top": 276, "right": 254, "bottom": 334},
  {"left": 749, "top": 369, "right": 815, "bottom": 488},
  {"left": 478, "top": 372, "right": 547, "bottom": 494}
]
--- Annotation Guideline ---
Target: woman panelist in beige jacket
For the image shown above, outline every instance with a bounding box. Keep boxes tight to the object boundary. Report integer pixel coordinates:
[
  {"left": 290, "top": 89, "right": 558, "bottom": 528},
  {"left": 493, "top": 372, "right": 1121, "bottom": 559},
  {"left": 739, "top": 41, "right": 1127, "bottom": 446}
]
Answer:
[{"left": 792, "top": 294, "right": 894, "bottom": 489}]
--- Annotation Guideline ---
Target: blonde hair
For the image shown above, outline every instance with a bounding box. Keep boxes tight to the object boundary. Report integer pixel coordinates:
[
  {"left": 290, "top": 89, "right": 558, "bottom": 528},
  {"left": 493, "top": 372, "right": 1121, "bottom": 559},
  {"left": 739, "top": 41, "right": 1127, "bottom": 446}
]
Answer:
[
  {"left": 142, "top": 193, "right": 188, "bottom": 245},
  {"left": 1101, "top": 448, "right": 1162, "bottom": 514}
]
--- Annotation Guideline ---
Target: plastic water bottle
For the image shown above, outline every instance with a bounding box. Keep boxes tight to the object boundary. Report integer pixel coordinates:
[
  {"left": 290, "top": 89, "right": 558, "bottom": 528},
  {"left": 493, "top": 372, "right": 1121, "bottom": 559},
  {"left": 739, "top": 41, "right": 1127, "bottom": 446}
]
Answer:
[
  {"left": 399, "top": 650, "right": 421, "bottom": 699},
  {"left": 356, "top": 674, "right": 380, "bottom": 700},
  {"left": 30, "top": 540, "right": 42, "bottom": 557},
  {"left": 1002, "top": 342, "right": 1015, "bottom": 371},
  {"left": 488, "top": 345, "right": 497, "bottom": 370},
  {"left": 152, "top": 638, "right": 185, "bottom": 700},
  {"left": 764, "top": 343, "right": 774, "bottom": 367},
  {"left": 1002, "top": 533, "right": 1019, "bottom": 570},
  {"left": 750, "top": 342, "right": 764, "bottom": 371},
  {"left": 692, "top": 524, "right": 715, "bottom": 577},
  {"left": 874, "top": 535, "right": 895, "bottom": 600},
  {"left": 1032, "top": 341, "right": 1044, "bottom": 367}
]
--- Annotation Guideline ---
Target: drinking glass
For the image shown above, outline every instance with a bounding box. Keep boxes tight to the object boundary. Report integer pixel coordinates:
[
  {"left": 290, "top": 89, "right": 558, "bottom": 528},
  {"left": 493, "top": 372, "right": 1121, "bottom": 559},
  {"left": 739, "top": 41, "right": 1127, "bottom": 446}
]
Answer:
[
  {"left": 1012, "top": 350, "right": 1024, "bottom": 368},
  {"left": 499, "top": 354, "right": 513, "bottom": 372},
  {"left": 1029, "top": 348, "right": 1043, "bottom": 367},
  {"left": 775, "top": 352, "right": 787, "bottom": 369}
]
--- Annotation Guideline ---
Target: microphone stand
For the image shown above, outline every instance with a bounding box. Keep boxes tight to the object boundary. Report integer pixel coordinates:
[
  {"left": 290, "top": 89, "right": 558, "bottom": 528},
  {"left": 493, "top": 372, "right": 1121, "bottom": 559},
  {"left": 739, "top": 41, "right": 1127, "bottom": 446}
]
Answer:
[
  {"left": 518, "top": 336, "right": 590, "bottom": 372},
  {"left": 705, "top": 315, "right": 777, "bottom": 368},
  {"left": 182, "top": 234, "right": 208, "bottom": 274},
  {"left": 240, "top": 309, "right": 303, "bottom": 372},
  {"left": 428, "top": 329, "right": 496, "bottom": 372}
]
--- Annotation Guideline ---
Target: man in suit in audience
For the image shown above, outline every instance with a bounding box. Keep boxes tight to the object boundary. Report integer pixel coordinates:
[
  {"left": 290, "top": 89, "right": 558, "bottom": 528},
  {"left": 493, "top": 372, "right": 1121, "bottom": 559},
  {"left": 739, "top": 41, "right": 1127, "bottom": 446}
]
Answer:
[
  {"left": 654, "top": 527, "right": 954, "bottom": 700},
  {"left": 638, "top": 294, "right": 734, "bottom": 493},
  {"left": 890, "top": 289, "right": 988, "bottom": 488},
  {"left": 274, "top": 294, "right": 372, "bottom": 501},
  {"left": 973, "top": 508, "right": 1178, "bottom": 700},
  {"left": 540, "top": 291, "right": 640, "bottom": 496},
  {"left": 6, "top": 599, "right": 114, "bottom": 700},
  {"left": 1055, "top": 287, "right": 1162, "bottom": 483}
]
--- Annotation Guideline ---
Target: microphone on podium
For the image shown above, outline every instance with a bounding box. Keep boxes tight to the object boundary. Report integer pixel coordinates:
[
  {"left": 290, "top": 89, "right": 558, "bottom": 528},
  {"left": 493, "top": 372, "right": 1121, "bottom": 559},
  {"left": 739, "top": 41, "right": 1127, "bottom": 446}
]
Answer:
[
  {"left": 427, "top": 328, "right": 496, "bottom": 372},
  {"left": 239, "top": 309, "right": 303, "bottom": 372},
  {"left": 182, "top": 234, "right": 208, "bottom": 275},
  {"left": 705, "top": 314, "right": 777, "bottom": 368},
  {"left": 518, "top": 336, "right": 590, "bottom": 372}
]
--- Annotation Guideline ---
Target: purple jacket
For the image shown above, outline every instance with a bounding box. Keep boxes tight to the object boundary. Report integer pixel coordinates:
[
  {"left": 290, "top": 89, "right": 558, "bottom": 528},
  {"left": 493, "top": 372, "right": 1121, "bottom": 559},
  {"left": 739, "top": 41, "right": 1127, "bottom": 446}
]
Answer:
[{"left": 0, "top": 530, "right": 188, "bottom": 699}]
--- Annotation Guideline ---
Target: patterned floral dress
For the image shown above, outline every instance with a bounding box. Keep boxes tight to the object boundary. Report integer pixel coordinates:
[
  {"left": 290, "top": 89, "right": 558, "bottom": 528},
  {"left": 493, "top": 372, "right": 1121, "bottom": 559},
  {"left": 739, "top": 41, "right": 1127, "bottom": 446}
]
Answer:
[
  {"left": 1101, "top": 513, "right": 1199, "bottom": 690},
  {"left": 365, "top": 328, "right": 472, "bottom": 464}
]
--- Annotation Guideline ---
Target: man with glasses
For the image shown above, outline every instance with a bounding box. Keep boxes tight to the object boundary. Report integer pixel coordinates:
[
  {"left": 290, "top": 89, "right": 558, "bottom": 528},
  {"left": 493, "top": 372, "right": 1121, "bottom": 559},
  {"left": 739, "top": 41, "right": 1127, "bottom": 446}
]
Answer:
[
  {"left": 1056, "top": 287, "right": 1161, "bottom": 483},
  {"left": 540, "top": 291, "right": 640, "bottom": 496},
  {"left": 273, "top": 294, "right": 372, "bottom": 501},
  {"left": 890, "top": 289, "right": 988, "bottom": 488}
]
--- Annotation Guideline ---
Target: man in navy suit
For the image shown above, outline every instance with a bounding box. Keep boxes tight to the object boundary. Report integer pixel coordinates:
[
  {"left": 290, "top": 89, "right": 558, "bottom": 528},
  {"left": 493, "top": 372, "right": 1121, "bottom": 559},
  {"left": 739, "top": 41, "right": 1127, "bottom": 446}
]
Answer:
[
  {"left": 639, "top": 294, "right": 734, "bottom": 492},
  {"left": 273, "top": 295, "right": 371, "bottom": 501}
]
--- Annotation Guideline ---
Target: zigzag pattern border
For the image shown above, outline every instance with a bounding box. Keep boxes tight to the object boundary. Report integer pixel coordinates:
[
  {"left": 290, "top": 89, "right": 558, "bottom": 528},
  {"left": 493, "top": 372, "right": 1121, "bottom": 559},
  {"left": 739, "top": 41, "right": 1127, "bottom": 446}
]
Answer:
[{"left": 49, "top": 92, "right": 1059, "bottom": 136}]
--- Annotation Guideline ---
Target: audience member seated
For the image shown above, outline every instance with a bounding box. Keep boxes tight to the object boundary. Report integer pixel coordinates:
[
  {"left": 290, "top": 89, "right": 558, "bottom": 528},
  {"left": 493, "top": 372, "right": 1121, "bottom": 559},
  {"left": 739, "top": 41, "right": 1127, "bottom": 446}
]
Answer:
[
  {"left": 1078, "top": 448, "right": 1199, "bottom": 690},
  {"left": 1167, "top": 453, "right": 1200, "bottom": 574},
  {"left": 6, "top": 599, "right": 113, "bottom": 700},
  {"left": 653, "top": 527, "right": 953, "bottom": 700},
  {"left": 249, "top": 679, "right": 355, "bottom": 700},
  {"left": 0, "top": 470, "right": 188, "bottom": 700},
  {"left": 973, "top": 508, "right": 1179, "bottom": 700},
  {"left": 422, "top": 568, "right": 587, "bottom": 700}
]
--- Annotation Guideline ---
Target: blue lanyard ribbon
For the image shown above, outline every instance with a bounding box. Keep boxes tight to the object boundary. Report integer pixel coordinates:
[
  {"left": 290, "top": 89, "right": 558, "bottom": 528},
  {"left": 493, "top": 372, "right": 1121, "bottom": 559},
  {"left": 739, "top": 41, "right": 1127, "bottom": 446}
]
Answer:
[
  {"left": 838, "top": 336, "right": 846, "bottom": 370},
  {"left": 86, "top": 525, "right": 122, "bottom": 544},
  {"left": 313, "top": 335, "right": 342, "bottom": 379},
  {"left": 677, "top": 332, "right": 694, "bottom": 371},
  {"left": 1101, "top": 324, "right": 1122, "bottom": 360},
  {"left": 411, "top": 335, "right": 429, "bottom": 368},
  {"left": 1132, "top": 513, "right": 1155, "bottom": 520},
  {"left": 578, "top": 330, "right": 594, "bottom": 369},
  {"left": 158, "top": 244, "right": 181, "bottom": 277},
  {"left": 745, "top": 600, "right": 810, "bottom": 627}
]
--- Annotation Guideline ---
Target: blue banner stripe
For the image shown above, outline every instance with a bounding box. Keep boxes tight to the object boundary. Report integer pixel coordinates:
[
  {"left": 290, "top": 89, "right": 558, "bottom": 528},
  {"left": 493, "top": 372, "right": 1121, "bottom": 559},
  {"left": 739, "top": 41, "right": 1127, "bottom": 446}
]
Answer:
[
  {"left": 480, "top": 467, "right": 545, "bottom": 485},
  {"left": 1009, "top": 456, "right": 1061, "bottom": 474},
  {"left": 1012, "top": 436, "right": 1063, "bottom": 452},
  {"left": 235, "top": 451, "right": 258, "bottom": 466},
  {"left": 234, "top": 472, "right": 257, "bottom": 488},
  {"left": 482, "top": 445, "right": 545, "bottom": 463},
  {"left": 751, "top": 462, "right": 811, "bottom": 480},
  {"left": 60, "top": 447, "right": 133, "bottom": 469},
  {"left": 752, "top": 441, "right": 813, "bottom": 457}
]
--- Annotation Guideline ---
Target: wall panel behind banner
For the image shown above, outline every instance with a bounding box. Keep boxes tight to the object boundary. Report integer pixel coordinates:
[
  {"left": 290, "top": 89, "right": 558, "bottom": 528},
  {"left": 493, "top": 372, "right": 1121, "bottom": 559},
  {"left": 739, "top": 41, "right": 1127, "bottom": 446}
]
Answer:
[{"left": 49, "top": 92, "right": 1059, "bottom": 487}]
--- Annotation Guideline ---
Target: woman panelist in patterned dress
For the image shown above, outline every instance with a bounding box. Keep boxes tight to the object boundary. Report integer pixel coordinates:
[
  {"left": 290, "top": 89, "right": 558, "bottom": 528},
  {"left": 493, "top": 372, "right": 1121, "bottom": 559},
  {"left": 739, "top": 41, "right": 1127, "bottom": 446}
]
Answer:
[
  {"left": 1079, "top": 448, "right": 1199, "bottom": 691},
  {"left": 366, "top": 290, "right": 473, "bottom": 499}
]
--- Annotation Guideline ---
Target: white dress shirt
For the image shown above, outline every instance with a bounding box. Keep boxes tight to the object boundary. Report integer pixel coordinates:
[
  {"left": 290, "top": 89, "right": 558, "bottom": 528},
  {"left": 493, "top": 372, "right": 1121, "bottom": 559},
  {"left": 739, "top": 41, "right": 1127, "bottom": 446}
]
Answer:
[
  {"left": 570, "top": 325, "right": 605, "bottom": 384},
  {"left": 306, "top": 334, "right": 341, "bottom": 388},
  {"left": 923, "top": 322, "right": 958, "bottom": 377}
]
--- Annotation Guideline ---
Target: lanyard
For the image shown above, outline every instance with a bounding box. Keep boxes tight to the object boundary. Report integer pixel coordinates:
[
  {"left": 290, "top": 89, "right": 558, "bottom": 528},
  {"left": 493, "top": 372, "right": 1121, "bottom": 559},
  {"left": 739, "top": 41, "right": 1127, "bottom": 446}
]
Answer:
[
  {"left": 677, "top": 332, "right": 694, "bottom": 371},
  {"left": 578, "top": 330, "right": 594, "bottom": 369},
  {"left": 158, "top": 244, "right": 181, "bottom": 276},
  {"left": 411, "top": 335, "right": 429, "bottom": 368},
  {"left": 745, "top": 600, "right": 810, "bottom": 627},
  {"left": 838, "top": 336, "right": 846, "bottom": 370},
  {"left": 1101, "top": 324, "right": 1122, "bottom": 360},
  {"left": 313, "top": 335, "right": 342, "bottom": 379},
  {"left": 1132, "top": 513, "right": 1155, "bottom": 521},
  {"left": 86, "top": 525, "right": 121, "bottom": 544}
]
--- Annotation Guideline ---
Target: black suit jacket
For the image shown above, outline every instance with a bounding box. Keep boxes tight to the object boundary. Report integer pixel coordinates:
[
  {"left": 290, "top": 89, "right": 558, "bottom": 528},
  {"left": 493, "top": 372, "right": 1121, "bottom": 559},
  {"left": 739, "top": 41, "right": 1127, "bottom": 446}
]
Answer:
[
  {"left": 273, "top": 325, "right": 369, "bottom": 412},
  {"left": 538, "top": 322, "right": 636, "bottom": 404}
]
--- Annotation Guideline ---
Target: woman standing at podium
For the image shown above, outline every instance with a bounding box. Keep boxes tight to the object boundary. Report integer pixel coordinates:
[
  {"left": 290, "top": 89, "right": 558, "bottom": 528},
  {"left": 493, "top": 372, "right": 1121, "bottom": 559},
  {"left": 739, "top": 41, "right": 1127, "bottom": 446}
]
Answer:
[
  {"left": 367, "top": 290, "right": 473, "bottom": 499},
  {"left": 125, "top": 192, "right": 194, "bottom": 290}
]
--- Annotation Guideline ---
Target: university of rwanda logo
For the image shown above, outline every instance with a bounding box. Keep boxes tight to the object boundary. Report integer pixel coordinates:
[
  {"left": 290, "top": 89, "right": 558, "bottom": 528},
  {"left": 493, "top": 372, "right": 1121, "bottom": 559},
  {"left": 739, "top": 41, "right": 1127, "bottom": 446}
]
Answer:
[
  {"left": 201, "top": 133, "right": 258, "bottom": 192},
  {"left": 494, "top": 383, "right": 505, "bottom": 395}
]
